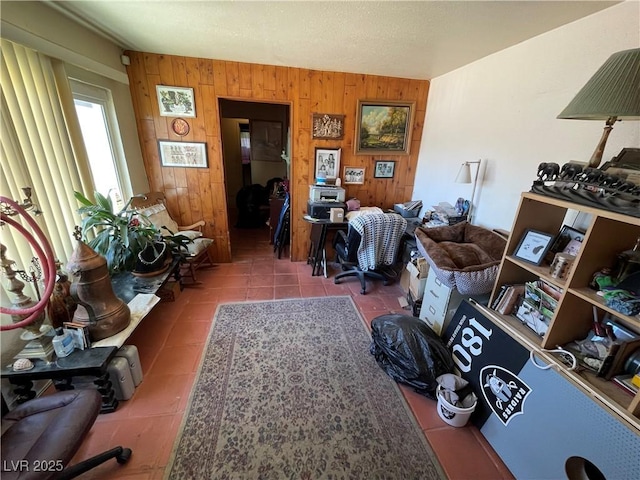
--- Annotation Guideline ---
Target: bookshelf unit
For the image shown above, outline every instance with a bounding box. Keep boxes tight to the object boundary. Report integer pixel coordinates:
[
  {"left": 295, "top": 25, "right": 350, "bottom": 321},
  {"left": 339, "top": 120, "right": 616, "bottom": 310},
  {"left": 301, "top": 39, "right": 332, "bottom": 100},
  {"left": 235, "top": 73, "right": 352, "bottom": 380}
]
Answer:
[{"left": 488, "top": 192, "right": 640, "bottom": 431}]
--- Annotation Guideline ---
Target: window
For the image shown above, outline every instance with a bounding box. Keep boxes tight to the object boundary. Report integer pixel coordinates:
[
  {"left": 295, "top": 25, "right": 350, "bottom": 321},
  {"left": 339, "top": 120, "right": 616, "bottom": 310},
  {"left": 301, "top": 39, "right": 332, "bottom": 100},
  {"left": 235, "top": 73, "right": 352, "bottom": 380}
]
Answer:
[{"left": 69, "top": 79, "right": 130, "bottom": 210}]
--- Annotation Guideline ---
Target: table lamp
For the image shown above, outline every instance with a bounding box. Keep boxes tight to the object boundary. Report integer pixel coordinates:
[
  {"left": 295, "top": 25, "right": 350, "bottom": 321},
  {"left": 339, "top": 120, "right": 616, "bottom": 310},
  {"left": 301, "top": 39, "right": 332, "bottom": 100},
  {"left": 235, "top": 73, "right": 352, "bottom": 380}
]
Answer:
[
  {"left": 557, "top": 47, "right": 640, "bottom": 168},
  {"left": 455, "top": 159, "right": 481, "bottom": 222}
]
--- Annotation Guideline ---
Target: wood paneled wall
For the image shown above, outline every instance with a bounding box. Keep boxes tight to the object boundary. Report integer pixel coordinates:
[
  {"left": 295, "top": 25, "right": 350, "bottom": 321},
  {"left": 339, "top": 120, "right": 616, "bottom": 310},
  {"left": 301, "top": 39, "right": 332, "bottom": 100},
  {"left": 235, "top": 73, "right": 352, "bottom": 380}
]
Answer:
[{"left": 125, "top": 51, "right": 430, "bottom": 262}]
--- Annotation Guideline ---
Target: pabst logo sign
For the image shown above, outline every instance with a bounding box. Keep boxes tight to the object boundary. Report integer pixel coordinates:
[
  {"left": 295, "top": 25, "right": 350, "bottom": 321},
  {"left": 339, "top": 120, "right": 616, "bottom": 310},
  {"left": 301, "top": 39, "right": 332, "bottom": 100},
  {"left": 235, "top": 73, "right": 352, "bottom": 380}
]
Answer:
[{"left": 480, "top": 365, "right": 531, "bottom": 426}]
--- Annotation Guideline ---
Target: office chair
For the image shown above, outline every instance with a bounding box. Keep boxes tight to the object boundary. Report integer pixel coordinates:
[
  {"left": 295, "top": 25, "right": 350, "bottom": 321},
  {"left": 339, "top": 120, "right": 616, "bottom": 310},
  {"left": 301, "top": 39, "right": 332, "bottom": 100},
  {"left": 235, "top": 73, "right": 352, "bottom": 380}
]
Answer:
[
  {"left": 333, "top": 213, "right": 407, "bottom": 294},
  {"left": 1, "top": 390, "right": 131, "bottom": 479},
  {"left": 273, "top": 193, "right": 290, "bottom": 259}
]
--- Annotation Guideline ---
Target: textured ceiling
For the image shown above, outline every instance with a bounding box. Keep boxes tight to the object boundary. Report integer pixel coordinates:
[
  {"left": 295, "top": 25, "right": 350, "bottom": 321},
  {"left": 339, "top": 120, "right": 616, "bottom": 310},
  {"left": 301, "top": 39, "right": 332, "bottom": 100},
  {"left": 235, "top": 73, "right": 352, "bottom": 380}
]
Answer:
[{"left": 48, "top": 0, "right": 620, "bottom": 79}]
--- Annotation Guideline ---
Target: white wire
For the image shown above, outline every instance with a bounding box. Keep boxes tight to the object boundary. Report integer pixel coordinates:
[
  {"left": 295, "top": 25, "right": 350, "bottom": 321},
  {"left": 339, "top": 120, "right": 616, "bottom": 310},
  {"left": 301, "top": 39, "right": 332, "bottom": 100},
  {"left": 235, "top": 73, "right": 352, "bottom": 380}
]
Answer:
[{"left": 529, "top": 346, "right": 577, "bottom": 371}]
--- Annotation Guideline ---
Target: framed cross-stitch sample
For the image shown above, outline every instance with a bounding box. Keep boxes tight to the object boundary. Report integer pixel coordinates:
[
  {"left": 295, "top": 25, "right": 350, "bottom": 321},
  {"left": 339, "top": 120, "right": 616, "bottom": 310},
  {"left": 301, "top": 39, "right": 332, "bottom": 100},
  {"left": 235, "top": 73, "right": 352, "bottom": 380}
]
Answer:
[{"left": 158, "top": 140, "right": 207, "bottom": 168}]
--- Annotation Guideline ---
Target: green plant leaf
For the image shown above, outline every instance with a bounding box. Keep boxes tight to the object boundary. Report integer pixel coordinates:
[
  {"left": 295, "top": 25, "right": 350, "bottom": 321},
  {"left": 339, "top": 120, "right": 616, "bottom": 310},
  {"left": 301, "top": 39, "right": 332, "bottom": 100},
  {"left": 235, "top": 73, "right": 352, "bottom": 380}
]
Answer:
[
  {"left": 94, "top": 191, "right": 114, "bottom": 213},
  {"left": 74, "top": 191, "right": 93, "bottom": 207}
]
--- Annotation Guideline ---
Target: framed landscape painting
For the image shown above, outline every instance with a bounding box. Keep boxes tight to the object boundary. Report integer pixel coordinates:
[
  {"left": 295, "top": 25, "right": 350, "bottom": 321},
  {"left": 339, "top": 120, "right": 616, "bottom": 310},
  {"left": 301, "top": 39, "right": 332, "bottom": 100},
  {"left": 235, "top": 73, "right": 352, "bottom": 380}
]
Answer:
[{"left": 355, "top": 100, "right": 415, "bottom": 155}]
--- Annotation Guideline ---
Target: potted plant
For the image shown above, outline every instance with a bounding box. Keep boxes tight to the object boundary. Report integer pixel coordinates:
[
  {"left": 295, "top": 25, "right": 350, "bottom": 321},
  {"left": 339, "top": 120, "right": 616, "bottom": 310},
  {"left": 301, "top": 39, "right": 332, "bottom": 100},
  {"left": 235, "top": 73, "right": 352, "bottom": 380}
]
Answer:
[{"left": 74, "top": 191, "right": 159, "bottom": 274}]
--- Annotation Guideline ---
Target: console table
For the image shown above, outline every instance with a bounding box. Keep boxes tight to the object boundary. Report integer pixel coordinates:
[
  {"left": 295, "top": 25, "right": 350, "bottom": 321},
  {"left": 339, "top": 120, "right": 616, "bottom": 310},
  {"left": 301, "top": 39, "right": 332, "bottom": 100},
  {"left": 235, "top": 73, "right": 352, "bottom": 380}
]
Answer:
[
  {"left": 1, "top": 263, "right": 178, "bottom": 413},
  {"left": 1, "top": 347, "right": 119, "bottom": 413},
  {"left": 111, "top": 257, "right": 180, "bottom": 303}
]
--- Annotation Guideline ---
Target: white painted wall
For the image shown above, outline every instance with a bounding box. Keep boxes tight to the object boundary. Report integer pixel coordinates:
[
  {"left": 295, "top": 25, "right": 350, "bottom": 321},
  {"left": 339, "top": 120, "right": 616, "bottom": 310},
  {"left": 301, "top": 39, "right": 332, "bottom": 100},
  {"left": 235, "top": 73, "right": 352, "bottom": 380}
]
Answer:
[{"left": 412, "top": 1, "right": 640, "bottom": 233}]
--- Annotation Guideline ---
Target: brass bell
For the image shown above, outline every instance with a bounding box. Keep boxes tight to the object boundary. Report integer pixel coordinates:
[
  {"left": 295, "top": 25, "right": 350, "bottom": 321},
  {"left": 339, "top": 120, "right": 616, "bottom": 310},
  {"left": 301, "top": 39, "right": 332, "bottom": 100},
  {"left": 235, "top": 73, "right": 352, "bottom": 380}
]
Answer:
[{"left": 66, "top": 237, "right": 130, "bottom": 341}]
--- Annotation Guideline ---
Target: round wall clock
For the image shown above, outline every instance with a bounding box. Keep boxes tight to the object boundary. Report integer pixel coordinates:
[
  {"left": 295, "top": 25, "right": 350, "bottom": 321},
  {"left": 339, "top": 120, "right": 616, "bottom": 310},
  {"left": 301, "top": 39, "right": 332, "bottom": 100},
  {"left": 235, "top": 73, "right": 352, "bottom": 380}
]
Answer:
[{"left": 171, "top": 118, "right": 190, "bottom": 136}]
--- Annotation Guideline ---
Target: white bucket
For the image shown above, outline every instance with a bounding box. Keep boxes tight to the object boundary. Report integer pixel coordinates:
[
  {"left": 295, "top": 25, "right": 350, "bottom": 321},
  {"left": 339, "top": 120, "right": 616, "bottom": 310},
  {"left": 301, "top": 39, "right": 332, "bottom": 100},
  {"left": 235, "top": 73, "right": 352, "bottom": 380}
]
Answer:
[{"left": 436, "top": 385, "right": 477, "bottom": 428}]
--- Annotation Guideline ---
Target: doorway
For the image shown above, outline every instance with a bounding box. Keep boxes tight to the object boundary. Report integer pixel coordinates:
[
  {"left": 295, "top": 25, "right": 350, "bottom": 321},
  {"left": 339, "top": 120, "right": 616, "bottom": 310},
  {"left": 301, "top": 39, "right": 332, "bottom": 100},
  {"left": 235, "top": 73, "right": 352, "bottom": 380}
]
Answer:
[{"left": 218, "top": 99, "right": 290, "bottom": 258}]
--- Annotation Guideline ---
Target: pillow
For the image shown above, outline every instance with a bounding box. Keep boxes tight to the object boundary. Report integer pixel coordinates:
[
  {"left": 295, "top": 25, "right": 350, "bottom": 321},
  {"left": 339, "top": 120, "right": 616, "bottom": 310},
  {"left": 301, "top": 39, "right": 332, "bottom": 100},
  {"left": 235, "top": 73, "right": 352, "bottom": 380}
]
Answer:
[
  {"left": 176, "top": 230, "right": 203, "bottom": 240},
  {"left": 185, "top": 237, "right": 214, "bottom": 256},
  {"left": 346, "top": 198, "right": 360, "bottom": 211},
  {"left": 137, "top": 204, "right": 179, "bottom": 233}
]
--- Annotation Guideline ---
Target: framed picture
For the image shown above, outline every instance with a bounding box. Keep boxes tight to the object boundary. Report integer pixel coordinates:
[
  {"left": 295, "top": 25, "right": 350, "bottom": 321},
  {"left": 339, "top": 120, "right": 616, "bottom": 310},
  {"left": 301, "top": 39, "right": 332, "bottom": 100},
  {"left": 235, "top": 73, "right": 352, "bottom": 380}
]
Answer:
[
  {"left": 513, "top": 229, "right": 555, "bottom": 265},
  {"left": 549, "top": 225, "right": 585, "bottom": 255},
  {"left": 314, "top": 147, "right": 341, "bottom": 181},
  {"left": 374, "top": 160, "right": 395, "bottom": 179},
  {"left": 158, "top": 140, "right": 207, "bottom": 168},
  {"left": 250, "top": 120, "right": 283, "bottom": 162},
  {"left": 312, "top": 113, "right": 345, "bottom": 139},
  {"left": 343, "top": 166, "right": 365, "bottom": 185},
  {"left": 156, "top": 85, "right": 196, "bottom": 118},
  {"left": 355, "top": 100, "right": 415, "bottom": 155}
]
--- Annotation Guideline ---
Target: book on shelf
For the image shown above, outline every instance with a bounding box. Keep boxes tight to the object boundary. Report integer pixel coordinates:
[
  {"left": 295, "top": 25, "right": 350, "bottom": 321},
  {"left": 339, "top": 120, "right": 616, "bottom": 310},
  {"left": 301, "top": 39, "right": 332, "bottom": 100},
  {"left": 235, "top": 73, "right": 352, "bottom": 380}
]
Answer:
[
  {"left": 491, "top": 284, "right": 510, "bottom": 310},
  {"left": 497, "top": 285, "right": 525, "bottom": 315},
  {"left": 611, "top": 374, "right": 639, "bottom": 396}
]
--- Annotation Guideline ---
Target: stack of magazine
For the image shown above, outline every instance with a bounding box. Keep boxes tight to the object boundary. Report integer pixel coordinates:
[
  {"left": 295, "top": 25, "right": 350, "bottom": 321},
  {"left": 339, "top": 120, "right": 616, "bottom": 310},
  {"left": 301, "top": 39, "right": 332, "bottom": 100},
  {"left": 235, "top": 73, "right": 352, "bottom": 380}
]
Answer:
[{"left": 492, "top": 279, "right": 562, "bottom": 337}]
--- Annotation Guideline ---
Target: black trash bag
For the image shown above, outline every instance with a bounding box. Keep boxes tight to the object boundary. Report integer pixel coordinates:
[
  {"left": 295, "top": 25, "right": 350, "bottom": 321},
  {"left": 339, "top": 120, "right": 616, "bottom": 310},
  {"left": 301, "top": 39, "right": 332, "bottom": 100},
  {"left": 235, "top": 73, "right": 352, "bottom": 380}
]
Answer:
[{"left": 370, "top": 314, "right": 455, "bottom": 399}]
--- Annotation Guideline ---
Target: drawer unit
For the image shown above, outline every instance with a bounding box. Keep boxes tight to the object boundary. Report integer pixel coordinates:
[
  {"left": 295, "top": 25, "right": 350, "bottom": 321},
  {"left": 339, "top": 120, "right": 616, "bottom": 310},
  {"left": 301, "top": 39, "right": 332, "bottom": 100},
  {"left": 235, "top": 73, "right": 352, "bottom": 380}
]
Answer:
[{"left": 420, "top": 268, "right": 464, "bottom": 335}]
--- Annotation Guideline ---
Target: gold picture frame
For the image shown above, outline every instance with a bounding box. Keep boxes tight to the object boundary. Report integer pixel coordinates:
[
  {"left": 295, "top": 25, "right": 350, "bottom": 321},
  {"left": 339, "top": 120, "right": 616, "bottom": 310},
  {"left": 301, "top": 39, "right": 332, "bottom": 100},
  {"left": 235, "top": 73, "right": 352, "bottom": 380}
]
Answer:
[{"left": 355, "top": 100, "right": 415, "bottom": 155}]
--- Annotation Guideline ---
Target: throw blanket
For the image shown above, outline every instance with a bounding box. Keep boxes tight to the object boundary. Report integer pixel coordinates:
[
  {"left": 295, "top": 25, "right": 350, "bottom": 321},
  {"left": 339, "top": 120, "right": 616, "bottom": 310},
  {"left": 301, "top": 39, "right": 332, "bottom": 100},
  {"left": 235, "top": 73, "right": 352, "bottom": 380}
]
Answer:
[{"left": 351, "top": 213, "right": 407, "bottom": 270}]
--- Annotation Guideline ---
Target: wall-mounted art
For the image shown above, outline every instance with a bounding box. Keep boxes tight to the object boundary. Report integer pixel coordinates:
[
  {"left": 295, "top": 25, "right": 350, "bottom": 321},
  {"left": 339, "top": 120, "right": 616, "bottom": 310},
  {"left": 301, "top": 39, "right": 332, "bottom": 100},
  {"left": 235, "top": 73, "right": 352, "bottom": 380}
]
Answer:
[
  {"left": 250, "top": 120, "right": 283, "bottom": 162},
  {"left": 343, "top": 167, "right": 365, "bottom": 185},
  {"left": 158, "top": 140, "right": 207, "bottom": 168},
  {"left": 156, "top": 85, "right": 196, "bottom": 117},
  {"left": 374, "top": 160, "right": 396, "bottom": 179},
  {"left": 312, "top": 113, "right": 345, "bottom": 139},
  {"left": 314, "top": 147, "right": 341, "bottom": 181},
  {"left": 355, "top": 100, "right": 415, "bottom": 155},
  {"left": 171, "top": 118, "right": 190, "bottom": 136}
]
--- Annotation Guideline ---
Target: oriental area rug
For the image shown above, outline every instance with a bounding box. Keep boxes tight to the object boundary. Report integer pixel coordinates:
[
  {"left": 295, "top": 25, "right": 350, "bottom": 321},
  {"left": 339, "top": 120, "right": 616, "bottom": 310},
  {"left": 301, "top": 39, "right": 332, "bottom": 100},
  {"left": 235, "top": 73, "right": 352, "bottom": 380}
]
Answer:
[{"left": 165, "top": 296, "right": 445, "bottom": 479}]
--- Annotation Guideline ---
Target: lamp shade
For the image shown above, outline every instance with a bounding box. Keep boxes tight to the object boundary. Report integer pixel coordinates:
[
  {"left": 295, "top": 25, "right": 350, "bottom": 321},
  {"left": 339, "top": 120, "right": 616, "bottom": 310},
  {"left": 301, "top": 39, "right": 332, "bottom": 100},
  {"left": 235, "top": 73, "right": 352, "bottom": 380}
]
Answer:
[
  {"left": 455, "top": 163, "right": 472, "bottom": 183},
  {"left": 557, "top": 48, "right": 640, "bottom": 120}
]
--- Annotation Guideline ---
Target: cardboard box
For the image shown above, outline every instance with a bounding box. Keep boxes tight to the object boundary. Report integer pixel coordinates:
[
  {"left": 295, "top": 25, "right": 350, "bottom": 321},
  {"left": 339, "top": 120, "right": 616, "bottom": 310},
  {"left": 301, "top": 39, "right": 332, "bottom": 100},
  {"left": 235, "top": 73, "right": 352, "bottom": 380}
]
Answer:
[{"left": 405, "top": 262, "right": 427, "bottom": 300}]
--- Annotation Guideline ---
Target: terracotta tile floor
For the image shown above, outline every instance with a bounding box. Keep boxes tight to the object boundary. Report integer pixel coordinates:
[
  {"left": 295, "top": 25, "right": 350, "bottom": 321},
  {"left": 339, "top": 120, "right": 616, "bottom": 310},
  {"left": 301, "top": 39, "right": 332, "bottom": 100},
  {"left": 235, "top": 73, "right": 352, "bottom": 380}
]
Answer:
[{"left": 70, "top": 225, "right": 514, "bottom": 479}]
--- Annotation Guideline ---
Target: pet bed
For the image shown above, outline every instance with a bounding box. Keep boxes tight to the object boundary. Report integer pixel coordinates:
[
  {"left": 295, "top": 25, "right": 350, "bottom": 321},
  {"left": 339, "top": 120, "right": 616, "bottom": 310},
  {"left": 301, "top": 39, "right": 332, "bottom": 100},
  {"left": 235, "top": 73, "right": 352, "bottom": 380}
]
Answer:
[{"left": 414, "top": 222, "right": 506, "bottom": 295}]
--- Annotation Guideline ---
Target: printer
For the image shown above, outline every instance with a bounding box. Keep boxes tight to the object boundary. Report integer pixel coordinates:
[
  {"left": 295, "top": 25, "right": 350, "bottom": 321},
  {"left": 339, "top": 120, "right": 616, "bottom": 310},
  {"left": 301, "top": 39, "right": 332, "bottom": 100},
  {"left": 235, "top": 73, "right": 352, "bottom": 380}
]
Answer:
[
  {"left": 308, "top": 185, "right": 346, "bottom": 220},
  {"left": 309, "top": 185, "right": 345, "bottom": 203}
]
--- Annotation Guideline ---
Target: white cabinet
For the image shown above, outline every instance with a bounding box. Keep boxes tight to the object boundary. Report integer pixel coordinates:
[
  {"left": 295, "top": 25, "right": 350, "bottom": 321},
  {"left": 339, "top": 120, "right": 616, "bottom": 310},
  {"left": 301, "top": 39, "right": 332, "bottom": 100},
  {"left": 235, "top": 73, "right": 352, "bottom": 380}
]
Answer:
[{"left": 419, "top": 268, "right": 464, "bottom": 335}]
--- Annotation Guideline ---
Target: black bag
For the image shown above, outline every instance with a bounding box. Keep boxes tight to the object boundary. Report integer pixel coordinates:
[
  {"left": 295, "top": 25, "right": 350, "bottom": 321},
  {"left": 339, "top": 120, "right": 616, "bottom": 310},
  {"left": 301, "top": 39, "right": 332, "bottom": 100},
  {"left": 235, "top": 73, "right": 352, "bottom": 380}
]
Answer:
[{"left": 370, "top": 314, "right": 455, "bottom": 399}]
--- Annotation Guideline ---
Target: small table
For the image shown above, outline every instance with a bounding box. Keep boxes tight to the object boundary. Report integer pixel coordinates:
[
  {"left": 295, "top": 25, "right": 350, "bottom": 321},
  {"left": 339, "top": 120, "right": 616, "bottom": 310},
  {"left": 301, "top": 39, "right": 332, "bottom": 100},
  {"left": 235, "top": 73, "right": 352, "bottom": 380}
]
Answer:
[
  {"left": 1, "top": 347, "right": 119, "bottom": 413},
  {"left": 303, "top": 215, "right": 348, "bottom": 277},
  {"left": 111, "top": 257, "right": 181, "bottom": 304}
]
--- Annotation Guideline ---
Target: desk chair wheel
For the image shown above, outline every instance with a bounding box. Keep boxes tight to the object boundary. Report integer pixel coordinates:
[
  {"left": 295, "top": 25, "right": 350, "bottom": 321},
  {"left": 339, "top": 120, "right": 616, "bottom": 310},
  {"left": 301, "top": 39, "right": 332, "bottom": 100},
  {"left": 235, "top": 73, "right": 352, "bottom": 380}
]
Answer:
[{"left": 116, "top": 447, "right": 132, "bottom": 464}]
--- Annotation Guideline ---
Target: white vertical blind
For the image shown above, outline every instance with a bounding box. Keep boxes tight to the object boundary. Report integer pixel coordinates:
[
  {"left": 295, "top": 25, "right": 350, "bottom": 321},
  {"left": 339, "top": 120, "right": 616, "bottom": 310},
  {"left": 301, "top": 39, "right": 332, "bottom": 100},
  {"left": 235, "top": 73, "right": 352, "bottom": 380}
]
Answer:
[{"left": 0, "top": 39, "right": 92, "bottom": 278}]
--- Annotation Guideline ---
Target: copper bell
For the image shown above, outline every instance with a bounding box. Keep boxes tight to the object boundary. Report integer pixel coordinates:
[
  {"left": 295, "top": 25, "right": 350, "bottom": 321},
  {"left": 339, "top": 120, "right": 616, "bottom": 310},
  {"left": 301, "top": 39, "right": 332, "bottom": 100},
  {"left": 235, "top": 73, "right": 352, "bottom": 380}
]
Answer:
[{"left": 66, "top": 231, "right": 130, "bottom": 341}]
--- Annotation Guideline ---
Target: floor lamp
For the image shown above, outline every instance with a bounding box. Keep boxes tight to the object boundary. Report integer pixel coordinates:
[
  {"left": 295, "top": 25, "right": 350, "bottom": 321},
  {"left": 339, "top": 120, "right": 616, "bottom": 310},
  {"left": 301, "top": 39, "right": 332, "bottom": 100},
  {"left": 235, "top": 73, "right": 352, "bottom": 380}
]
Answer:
[{"left": 455, "top": 160, "right": 481, "bottom": 223}]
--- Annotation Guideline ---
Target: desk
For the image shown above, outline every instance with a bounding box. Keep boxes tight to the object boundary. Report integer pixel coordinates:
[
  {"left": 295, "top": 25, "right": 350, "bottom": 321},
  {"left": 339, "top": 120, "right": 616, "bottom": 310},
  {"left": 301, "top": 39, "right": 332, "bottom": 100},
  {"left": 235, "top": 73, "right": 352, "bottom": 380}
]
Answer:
[
  {"left": 303, "top": 215, "right": 347, "bottom": 277},
  {"left": 1, "top": 347, "right": 119, "bottom": 413}
]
